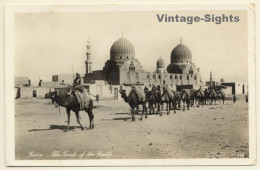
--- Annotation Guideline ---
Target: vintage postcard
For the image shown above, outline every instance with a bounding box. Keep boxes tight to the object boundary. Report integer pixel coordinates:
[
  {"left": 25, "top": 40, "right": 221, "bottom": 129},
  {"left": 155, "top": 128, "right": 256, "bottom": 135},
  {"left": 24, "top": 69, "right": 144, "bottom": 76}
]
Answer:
[{"left": 5, "top": 3, "right": 256, "bottom": 166}]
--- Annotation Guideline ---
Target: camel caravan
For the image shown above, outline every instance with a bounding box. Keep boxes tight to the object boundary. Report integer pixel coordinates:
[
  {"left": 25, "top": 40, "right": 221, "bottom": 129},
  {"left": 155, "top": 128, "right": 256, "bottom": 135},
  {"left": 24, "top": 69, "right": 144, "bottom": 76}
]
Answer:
[
  {"left": 119, "top": 84, "right": 226, "bottom": 121},
  {"left": 44, "top": 73, "right": 226, "bottom": 131}
]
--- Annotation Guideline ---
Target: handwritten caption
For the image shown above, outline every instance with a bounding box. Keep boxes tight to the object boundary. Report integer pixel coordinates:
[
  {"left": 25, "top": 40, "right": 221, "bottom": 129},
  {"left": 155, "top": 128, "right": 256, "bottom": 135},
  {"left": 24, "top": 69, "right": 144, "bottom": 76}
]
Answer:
[{"left": 28, "top": 151, "right": 113, "bottom": 159}]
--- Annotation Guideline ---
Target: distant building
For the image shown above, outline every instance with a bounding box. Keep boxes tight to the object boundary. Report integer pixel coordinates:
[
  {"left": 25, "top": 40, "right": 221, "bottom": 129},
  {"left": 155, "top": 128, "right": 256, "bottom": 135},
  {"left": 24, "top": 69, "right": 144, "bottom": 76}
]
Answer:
[
  {"left": 205, "top": 72, "right": 248, "bottom": 95},
  {"left": 15, "top": 77, "right": 30, "bottom": 87},
  {"left": 84, "top": 37, "right": 202, "bottom": 89},
  {"left": 52, "top": 73, "right": 74, "bottom": 85},
  {"left": 221, "top": 82, "right": 248, "bottom": 95}
]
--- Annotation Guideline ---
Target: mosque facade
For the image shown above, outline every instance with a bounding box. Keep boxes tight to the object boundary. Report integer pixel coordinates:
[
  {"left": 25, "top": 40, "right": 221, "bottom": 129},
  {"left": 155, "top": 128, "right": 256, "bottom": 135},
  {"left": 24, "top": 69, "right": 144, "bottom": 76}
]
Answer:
[{"left": 84, "top": 37, "right": 202, "bottom": 89}]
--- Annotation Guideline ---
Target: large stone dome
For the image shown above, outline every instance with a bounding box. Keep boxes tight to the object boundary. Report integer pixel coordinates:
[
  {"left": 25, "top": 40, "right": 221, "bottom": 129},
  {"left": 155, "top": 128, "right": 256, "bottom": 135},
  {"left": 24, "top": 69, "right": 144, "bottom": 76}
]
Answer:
[
  {"left": 110, "top": 38, "right": 135, "bottom": 61},
  {"left": 171, "top": 43, "right": 192, "bottom": 64},
  {"left": 156, "top": 57, "right": 165, "bottom": 68}
]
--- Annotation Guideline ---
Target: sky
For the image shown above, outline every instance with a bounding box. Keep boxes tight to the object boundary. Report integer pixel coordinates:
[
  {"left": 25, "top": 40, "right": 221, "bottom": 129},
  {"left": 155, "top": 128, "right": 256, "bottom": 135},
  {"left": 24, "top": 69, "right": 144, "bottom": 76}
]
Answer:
[{"left": 14, "top": 10, "right": 248, "bottom": 84}]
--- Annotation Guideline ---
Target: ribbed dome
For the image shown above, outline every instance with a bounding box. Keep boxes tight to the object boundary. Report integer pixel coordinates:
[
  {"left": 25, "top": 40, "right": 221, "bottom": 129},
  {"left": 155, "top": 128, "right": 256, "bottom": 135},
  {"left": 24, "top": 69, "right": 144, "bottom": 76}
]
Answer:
[
  {"left": 171, "top": 44, "right": 192, "bottom": 64},
  {"left": 156, "top": 57, "right": 165, "bottom": 68},
  {"left": 110, "top": 38, "right": 135, "bottom": 60}
]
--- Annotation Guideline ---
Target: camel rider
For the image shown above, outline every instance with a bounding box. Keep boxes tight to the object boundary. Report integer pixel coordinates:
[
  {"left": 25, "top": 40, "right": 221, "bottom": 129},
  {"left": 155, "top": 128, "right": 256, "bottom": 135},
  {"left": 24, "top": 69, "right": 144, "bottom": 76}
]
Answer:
[
  {"left": 152, "top": 84, "right": 157, "bottom": 92},
  {"left": 73, "top": 73, "right": 84, "bottom": 92},
  {"left": 73, "top": 73, "right": 86, "bottom": 110},
  {"left": 144, "top": 86, "right": 148, "bottom": 92}
]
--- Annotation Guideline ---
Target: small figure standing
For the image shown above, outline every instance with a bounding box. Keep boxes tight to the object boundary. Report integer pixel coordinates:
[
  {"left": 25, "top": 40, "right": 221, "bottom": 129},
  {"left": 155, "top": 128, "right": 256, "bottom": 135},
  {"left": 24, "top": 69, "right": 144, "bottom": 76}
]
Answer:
[
  {"left": 233, "top": 94, "right": 236, "bottom": 103},
  {"left": 96, "top": 94, "right": 99, "bottom": 103},
  {"left": 246, "top": 95, "right": 248, "bottom": 103}
]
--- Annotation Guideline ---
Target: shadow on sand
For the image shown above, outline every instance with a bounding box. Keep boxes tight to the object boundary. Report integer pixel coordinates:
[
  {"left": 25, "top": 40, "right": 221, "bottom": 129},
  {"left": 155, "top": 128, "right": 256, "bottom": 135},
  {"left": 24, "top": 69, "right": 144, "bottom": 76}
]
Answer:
[
  {"left": 113, "top": 117, "right": 131, "bottom": 121},
  {"left": 114, "top": 112, "right": 130, "bottom": 115},
  {"left": 28, "top": 125, "right": 82, "bottom": 132},
  {"left": 100, "top": 116, "right": 131, "bottom": 121},
  {"left": 93, "top": 105, "right": 103, "bottom": 109}
]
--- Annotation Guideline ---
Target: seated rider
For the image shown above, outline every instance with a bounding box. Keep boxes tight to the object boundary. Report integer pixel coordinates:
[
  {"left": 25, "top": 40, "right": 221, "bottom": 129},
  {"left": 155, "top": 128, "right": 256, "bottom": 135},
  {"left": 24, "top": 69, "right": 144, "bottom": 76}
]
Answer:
[
  {"left": 152, "top": 84, "right": 157, "bottom": 92},
  {"left": 72, "top": 73, "right": 85, "bottom": 109},
  {"left": 73, "top": 73, "right": 84, "bottom": 93}
]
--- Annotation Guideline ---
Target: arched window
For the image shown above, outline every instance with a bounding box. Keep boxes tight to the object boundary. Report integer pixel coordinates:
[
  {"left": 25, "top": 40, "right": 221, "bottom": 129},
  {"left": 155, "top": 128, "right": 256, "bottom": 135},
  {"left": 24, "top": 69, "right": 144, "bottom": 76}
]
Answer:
[{"left": 129, "top": 62, "right": 135, "bottom": 72}]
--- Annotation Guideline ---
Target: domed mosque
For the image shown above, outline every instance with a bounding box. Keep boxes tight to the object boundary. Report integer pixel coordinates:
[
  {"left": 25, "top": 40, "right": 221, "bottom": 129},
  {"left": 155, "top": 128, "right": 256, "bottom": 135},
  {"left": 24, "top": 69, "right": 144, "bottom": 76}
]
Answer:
[{"left": 84, "top": 36, "right": 202, "bottom": 89}]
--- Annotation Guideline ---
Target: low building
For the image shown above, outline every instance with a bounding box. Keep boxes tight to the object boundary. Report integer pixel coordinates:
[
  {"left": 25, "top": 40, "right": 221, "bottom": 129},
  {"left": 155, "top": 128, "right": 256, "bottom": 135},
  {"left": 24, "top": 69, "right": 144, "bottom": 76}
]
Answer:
[
  {"left": 52, "top": 73, "right": 74, "bottom": 85},
  {"left": 19, "top": 87, "right": 50, "bottom": 99},
  {"left": 15, "top": 77, "right": 30, "bottom": 87},
  {"left": 221, "top": 82, "right": 248, "bottom": 95}
]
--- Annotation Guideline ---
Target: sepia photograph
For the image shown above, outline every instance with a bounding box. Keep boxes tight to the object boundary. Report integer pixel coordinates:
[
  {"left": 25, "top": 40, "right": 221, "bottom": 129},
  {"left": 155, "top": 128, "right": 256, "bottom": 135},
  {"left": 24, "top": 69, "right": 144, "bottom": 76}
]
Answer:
[{"left": 4, "top": 3, "right": 256, "bottom": 166}]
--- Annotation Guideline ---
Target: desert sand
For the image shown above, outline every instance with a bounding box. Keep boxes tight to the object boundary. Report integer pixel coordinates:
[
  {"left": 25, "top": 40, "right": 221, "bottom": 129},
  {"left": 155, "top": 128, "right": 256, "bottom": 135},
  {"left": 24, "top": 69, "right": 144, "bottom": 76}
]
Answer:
[{"left": 15, "top": 95, "right": 249, "bottom": 159}]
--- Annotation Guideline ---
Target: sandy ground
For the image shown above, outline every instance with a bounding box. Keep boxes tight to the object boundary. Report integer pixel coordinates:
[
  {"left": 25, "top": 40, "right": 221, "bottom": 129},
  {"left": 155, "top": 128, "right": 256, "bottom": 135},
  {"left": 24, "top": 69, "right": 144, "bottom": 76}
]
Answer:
[{"left": 15, "top": 96, "right": 249, "bottom": 160}]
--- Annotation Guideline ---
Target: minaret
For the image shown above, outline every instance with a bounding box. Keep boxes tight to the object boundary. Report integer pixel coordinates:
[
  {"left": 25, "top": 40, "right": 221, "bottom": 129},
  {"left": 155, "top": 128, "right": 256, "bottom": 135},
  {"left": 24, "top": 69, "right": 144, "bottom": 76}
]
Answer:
[
  {"left": 210, "top": 71, "right": 212, "bottom": 85},
  {"left": 85, "top": 38, "right": 92, "bottom": 74}
]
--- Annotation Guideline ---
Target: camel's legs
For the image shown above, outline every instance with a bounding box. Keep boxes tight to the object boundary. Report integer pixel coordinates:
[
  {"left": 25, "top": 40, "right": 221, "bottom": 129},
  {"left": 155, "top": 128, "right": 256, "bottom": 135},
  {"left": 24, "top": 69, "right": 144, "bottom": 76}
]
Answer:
[
  {"left": 140, "top": 105, "right": 144, "bottom": 120},
  {"left": 167, "top": 102, "right": 171, "bottom": 115},
  {"left": 173, "top": 102, "right": 176, "bottom": 114},
  {"left": 87, "top": 110, "right": 94, "bottom": 129},
  {"left": 145, "top": 105, "right": 148, "bottom": 118},
  {"left": 182, "top": 101, "right": 185, "bottom": 111},
  {"left": 131, "top": 107, "right": 135, "bottom": 121},
  {"left": 75, "top": 111, "right": 84, "bottom": 130},
  {"left": 157, "top": 103, "right": 161, "bottom": 115},
  {"left": 66, "top": 108, "right": 71, "bottom": 132}
]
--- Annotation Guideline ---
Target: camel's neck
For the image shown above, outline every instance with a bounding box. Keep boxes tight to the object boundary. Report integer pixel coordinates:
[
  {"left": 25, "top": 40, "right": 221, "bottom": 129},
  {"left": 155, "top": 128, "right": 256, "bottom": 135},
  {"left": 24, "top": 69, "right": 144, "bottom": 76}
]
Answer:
[
  {"left": 122, "top": 93, "right": 129, "bottom": 103},
  {"left": 53, "top": 96, "right": 71, "bottom": 108}
]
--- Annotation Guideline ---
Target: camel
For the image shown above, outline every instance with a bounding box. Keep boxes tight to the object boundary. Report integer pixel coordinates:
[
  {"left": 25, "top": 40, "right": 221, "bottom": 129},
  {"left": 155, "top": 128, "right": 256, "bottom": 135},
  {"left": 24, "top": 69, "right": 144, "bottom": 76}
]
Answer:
[
  {"left": 119, "top": 89, "right": 147, "bottom": 121},
  {"left": 208, "top": 89, "right": 217, "bottom": 105},
  {"left": 161, "top": 88, "right": 171, "bottom": 115},
  {"left": 180, "top": 90, "right": 190, "bottom": 111},
  {"left": 146, "top": 89, "right": 162, "bottom": 115},
  {"left": 45, "top": 91, "right": 94, "bottom": 132},
  {"left": 216, "top": 89, "right": 225, "bottom": 104},
  {"left": 161, "top": 88, "right": 182, "bottom": 114},
  {"left": 194, "top": 89, "right": 205, "bottom": 107},
  {"left": 189, "top": 89, "right": 196, "bottom": 107}
]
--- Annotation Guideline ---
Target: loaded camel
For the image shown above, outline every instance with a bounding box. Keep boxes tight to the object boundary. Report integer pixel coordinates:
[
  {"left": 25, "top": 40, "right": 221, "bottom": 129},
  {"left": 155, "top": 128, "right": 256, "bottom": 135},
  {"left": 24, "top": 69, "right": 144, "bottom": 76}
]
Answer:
[
  {"left": 119, "top": 89, "right": 148, "bottom": 121},
  {"left": 161, "top": 87, "right": 181, "bottom": 114},
  {"left": 45, "top": 90, "right": 94, "bottom": 132}
]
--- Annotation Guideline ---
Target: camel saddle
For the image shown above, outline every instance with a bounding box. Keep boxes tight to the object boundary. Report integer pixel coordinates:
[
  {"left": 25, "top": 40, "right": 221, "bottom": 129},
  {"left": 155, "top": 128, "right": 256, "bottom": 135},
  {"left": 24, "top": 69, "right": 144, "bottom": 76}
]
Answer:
[
  {"left": 132, "top": 86, "right": 145, "bottom": 102},
  {"left": 73, "top": 89, "right": 91, "bottom": 110},
  {"left": 165, "top": 87, "right": 174, "bottom": 98}
]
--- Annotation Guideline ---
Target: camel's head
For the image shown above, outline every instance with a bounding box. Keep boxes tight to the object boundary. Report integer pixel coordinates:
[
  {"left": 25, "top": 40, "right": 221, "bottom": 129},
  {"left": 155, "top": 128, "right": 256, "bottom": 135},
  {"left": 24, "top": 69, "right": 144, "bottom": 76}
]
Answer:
[
  {"left": 45, "top": 91, "right": 59, "bottom": 107},
  {"left": 119, "top": 89, "right": 125, "bottom": 94},
  {"left": 119, "top": 89, "right": 126, "bottom": 97}
]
